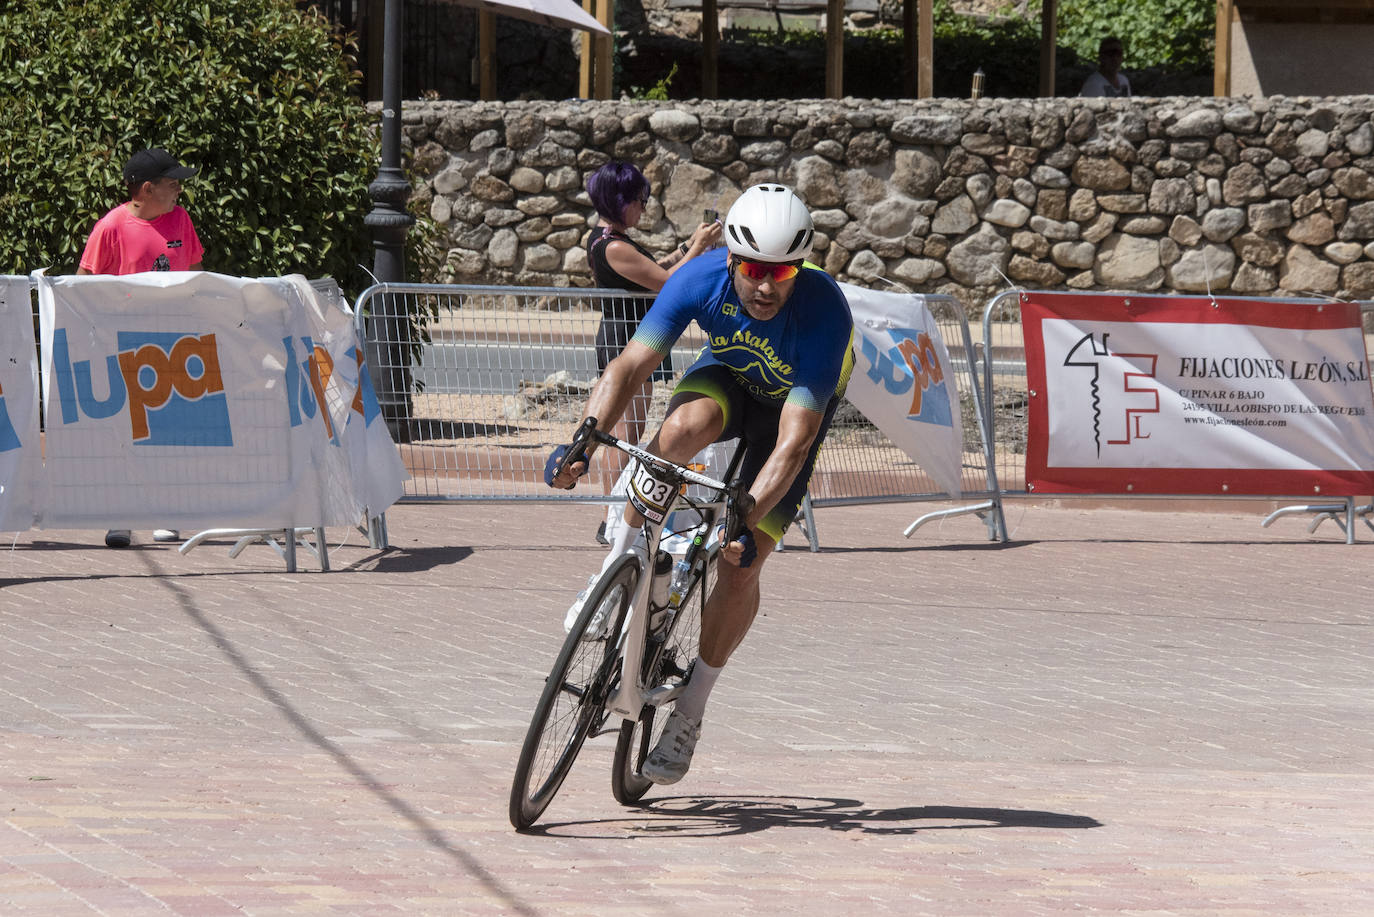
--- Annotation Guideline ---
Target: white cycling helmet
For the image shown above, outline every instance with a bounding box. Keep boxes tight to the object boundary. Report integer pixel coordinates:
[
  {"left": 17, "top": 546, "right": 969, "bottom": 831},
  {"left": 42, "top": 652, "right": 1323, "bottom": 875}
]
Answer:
[{"left": 723, "top": 183, "right": 814, "bottom": 264}]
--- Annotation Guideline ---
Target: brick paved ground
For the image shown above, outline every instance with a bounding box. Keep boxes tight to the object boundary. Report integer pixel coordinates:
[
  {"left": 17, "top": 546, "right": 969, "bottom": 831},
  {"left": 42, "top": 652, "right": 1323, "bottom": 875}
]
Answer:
[{"left": 0, "top": 499, "right": 1371, "bottom": 915}]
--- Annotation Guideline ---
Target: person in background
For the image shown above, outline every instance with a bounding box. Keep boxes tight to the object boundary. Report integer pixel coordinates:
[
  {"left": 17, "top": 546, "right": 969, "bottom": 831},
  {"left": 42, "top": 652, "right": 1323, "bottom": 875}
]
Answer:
[
  {"left": 1080, "top": 36, "right": 1131, "bottom": 98},
  {"left": 78, "top": 147, "right": 204, "bottom": 548},
  {"left": 584, "top": 160, "right": 722, "bottom": 544}
]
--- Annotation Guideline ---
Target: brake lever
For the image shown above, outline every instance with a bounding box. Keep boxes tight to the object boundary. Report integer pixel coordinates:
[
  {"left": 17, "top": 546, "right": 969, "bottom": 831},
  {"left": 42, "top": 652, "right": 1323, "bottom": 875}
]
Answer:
[
  {"left": 722, "top": 487, "right": 755, "bottom": 546},
  {"left": 558, "top": 416, "right": 599, "bottom": 478}
]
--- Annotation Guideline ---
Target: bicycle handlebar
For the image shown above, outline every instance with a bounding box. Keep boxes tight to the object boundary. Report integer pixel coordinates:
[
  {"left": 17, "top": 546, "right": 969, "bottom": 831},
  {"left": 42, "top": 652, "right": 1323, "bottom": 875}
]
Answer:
[{"left": 560, "top": 417, "right": 755, "bottom": 543}]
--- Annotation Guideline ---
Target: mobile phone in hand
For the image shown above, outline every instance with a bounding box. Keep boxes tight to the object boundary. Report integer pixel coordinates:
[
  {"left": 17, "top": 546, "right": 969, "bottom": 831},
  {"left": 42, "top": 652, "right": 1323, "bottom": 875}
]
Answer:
[{"left": 704, "top": 209, "right": 719, "bottom": 223}]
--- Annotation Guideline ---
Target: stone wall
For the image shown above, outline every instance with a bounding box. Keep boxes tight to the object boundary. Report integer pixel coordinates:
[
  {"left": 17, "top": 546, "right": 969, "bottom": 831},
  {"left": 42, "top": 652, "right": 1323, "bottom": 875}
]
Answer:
[{"left": 395, "top": 95, "right": 1374, "bottom": 308}]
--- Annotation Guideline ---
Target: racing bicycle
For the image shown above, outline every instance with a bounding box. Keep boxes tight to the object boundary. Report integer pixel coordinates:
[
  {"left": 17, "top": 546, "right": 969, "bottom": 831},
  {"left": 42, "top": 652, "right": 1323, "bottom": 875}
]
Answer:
[{"left": 508, "top": 417, "right": 751, "bottom": 830}]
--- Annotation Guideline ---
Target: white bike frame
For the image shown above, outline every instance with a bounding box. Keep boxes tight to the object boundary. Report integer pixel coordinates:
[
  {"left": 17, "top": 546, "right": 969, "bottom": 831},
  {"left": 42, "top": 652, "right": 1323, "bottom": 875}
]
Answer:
[{"left": 595, "top": 435, "right": 734, "bottom": 722}]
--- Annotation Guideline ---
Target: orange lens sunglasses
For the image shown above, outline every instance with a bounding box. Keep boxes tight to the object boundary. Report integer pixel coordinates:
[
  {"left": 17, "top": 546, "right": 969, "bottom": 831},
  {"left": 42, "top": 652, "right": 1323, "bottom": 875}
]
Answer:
[{"left": 735, "top": 258, "right": 801, "bottom": 282}]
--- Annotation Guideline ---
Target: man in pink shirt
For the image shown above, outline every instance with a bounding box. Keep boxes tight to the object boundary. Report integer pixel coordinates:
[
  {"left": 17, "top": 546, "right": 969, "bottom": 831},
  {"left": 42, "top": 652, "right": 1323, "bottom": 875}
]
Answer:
[{"left": 78, "top": 148, "right": 205, "bottom": 547}]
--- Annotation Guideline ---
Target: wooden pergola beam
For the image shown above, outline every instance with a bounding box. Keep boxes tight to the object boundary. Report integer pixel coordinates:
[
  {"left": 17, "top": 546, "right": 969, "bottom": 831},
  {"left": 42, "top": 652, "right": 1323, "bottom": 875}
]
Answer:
[
  {"left": 1215, "top": 0, "right": 1234, "bottom": 96},
  {"left": 826, "top": 0, "right": 844, "bottom": 98},
  {"left": 1039, "top": 0, "right": 1057, "bottom": 96}
]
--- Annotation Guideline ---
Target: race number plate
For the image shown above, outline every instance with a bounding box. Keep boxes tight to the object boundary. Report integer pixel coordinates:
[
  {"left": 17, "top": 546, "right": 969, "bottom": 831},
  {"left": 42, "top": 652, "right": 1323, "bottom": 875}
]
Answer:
[{"left": 627, "top": 461, "right": 673, "bottom": 524}]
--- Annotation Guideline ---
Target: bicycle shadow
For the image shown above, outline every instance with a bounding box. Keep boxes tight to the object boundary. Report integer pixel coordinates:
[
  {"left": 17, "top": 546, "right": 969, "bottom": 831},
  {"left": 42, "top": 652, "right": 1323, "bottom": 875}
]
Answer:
[{"left": 534, "top": 795, "right": 1102, "bottom": 839}]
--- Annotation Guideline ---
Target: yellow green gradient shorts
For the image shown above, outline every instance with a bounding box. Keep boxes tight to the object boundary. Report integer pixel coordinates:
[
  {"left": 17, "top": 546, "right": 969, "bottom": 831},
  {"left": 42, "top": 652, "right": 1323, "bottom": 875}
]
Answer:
[{"left": 672, "top": 362, "right": 840, "bottom": 543}]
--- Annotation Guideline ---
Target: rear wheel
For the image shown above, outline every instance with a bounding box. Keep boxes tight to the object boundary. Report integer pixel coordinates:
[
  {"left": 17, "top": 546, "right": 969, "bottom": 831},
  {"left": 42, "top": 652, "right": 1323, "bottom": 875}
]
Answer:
[
  {"left": 509, "top": 553, "right": 640, "bottom": 830},
  {"left": 611, "top": 545, "right": 715, "bottom": 804}
]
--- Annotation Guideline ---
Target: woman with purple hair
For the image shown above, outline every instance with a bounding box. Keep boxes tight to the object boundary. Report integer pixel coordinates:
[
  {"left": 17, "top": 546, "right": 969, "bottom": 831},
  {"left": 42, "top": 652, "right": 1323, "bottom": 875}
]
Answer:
[{"left": 585, "top": 160, "right": 721, "bottom": 541}]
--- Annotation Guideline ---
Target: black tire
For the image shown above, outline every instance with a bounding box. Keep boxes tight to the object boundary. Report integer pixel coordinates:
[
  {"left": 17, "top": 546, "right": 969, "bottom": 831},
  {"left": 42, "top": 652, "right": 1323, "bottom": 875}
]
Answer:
[
  {"left": 611, "top": 544, "right": 715, "bottom": 805},
  {"left": 509, "top": 553, "right": 640, "bottom": 830}
]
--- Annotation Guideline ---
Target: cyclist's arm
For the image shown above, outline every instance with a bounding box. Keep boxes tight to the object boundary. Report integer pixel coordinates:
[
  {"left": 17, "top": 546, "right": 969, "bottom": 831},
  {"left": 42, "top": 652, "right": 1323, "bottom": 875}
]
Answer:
[
  {"left": 742, "top": 400, "right": 825, "bottom": 532},
  {"left": 584, "top": 340, "right": 664, "bottom": 432},
  {"left": 548, "top": 340, "right": 665, "bottom": 489},
  {"left": 604, "top": 222, "right": 722, "bottom": 290}
]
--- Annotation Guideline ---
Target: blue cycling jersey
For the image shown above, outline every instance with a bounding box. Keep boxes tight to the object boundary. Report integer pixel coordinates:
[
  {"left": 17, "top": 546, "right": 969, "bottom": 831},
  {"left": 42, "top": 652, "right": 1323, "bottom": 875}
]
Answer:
[{"left": 630, "top": 252, "right": 854, "bottom": 414}]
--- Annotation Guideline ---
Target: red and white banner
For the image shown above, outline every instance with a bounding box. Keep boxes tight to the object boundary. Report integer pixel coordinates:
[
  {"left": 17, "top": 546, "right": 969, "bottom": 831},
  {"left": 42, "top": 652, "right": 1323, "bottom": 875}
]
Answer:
[
  {"left": 1021, "top": 292, "right": 1374, "bottom": 496},
  {"left": 0, "top": 277, "right": 41, "bottom": 532}
]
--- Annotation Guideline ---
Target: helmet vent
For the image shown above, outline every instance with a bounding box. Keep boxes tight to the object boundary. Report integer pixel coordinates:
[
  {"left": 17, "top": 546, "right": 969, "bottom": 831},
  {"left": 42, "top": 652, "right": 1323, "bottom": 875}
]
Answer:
[
  {"left": 788, "top": 229, "right": 810, "bottom": 256},
  {"left": 735, "top": 225, "right": 759, "bottom": 251}
]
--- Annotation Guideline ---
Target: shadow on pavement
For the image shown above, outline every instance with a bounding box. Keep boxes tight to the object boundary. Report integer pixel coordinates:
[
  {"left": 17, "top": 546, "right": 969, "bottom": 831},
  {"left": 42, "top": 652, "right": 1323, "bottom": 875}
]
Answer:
[
  {"left": 341, "top": 545, "right": 474, "bottom": 573},
  {"left": 149, "top": 557, "right": 540, "bottom": 917},
  {"left": 536, "top": 796, "right": 1102, "bottom": 839},
  {"left": 811, "top": 541, "right": 1035, "bottom": 554}
]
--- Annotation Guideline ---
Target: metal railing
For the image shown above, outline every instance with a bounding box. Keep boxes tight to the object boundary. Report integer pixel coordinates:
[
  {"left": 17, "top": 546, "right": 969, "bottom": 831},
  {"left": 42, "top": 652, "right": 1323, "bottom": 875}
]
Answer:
[{"left": 354, "top": 283, "right": 1006, "bottom": 542}]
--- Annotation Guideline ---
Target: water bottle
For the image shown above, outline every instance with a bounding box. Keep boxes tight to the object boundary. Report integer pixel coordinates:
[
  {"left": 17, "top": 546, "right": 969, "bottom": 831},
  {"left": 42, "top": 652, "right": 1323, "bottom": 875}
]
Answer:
[
  {"left": 667, "top": 557, "right": 692, "bottom": 607},
  {"left": 650, "top": 550, "right": 673, "bottom": 609}
]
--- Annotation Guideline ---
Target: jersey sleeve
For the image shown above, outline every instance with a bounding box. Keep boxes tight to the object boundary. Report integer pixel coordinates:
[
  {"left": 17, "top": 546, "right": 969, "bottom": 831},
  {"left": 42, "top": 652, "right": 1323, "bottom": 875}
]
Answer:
[
  {"left": 78, "top": 214, "right": 117, "bottom": 274},
  {"left": 629, "top": 252, "right": 726, "bottom": 355},
  {"left": 785, "top": 269, "right": 854, "bottom": 413},
  {"left": 182, "top": 211, "right": 205, "bottom": 267}
]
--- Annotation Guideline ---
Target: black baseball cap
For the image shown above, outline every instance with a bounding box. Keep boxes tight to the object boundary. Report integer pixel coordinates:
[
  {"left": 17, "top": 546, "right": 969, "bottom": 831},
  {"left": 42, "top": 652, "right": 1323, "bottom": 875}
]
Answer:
[{"left": 123, "top": 148, "right": 198, "bottom": 185}]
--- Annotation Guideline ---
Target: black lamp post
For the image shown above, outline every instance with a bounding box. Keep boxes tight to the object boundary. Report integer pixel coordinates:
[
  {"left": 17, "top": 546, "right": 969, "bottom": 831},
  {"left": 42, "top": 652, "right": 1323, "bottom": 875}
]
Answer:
[{"left": 364, "top": 0, "right": 415, "bottom": 442}]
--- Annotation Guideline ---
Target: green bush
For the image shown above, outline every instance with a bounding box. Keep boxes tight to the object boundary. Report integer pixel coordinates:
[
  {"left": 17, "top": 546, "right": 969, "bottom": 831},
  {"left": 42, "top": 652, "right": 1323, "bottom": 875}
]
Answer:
[
  {"left": 1054, "top": 0, "right": 1213, "bottom": 72},
  {"left": 0, "top": 0, "right": 376, "bottom": 291}
]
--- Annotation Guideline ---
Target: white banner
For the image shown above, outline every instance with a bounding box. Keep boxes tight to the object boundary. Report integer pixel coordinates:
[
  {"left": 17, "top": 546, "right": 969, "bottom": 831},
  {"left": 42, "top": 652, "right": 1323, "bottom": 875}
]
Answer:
[
  {"left": 0, "top": 278, "right": 41, "bottom": 532},
  {"left": 840, "top": 284, "right": 965, "bottom": 499},
  {"left": 1022, "top": 293, "right": 1374, "bottom": 495},
  {"left": 34, "top": 272, "right": 406, "bottom": 529}
]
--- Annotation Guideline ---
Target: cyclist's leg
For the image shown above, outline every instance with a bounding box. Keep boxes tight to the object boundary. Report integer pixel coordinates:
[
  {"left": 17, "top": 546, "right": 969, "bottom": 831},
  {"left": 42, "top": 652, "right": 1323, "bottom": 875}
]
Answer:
[
  {"left": 679, "top": 393, "right": 840, "bottom": 702},
  {"left": 618, "top": 361, "right": 740, "bottom": 532}
]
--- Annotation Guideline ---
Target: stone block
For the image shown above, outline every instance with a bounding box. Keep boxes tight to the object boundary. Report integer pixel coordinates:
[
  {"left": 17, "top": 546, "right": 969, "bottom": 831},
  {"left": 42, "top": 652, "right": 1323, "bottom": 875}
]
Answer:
[
  {"left": 1201, "top": 207, "right": 1245, "bottom": 242},
  {"left": 1008, "top": 255, "right": 1065, "bottom": 286},
  {"left": 1068, "top": 188, "right": 1099, "bottom": 221},
  {"left": 1230, "top": 261, "right": 1276, "bottom": 293},
  {"left": 1286, "top": 212, "right": 1336, "bottom": 246},
  {"left": 1166, "top": 244, "right": 1236, "bottom": 292},
  {"left": 1081, "top": 212, "right": 1119, "bottom": 244},
  {"left": 1170, "top": 215, "right": 1203, "bottom": 246},
  {"left": 1051, "top": 241, "right": 1096, "bottom": 270},
  {"left": 932, "top": 195, "right": 979, "bottom": 235},
  {"left": 1342, "top": 262, "right": 1374, "bottom": 295},
  {"left": 1247, "top": 200, "right": 1293, "bottom": 233},
  {"left": 1324, "top": 241, "right": 1364, "bottom": 264},
  {"left": 1094, "top": 233, "right": 1164, "bottom": 289},
  {"left": 947, "top": 224, "right": 1011, "bottom": 287},
  {"left": 1279, "top": 245, "right": 1339, "bottom": 293},
  {"left": 1012, "top": 230, "right": 1050, "bottom": 258},
  {"left": 983, "top": 199, "right": 1032, "bottom": 228},
  {"left": 1071, "top": 157, "right": 1131, "bottom": 191}
]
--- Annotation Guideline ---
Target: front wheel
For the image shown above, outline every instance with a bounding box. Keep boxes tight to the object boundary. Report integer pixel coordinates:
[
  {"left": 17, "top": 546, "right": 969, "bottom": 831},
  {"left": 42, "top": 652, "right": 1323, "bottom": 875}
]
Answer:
[
  {"left": 611, "top": 544, "right": 715, "bottom": 804},
  {"left": 509, "top": 553, "right": 640, "bottom": 830}
]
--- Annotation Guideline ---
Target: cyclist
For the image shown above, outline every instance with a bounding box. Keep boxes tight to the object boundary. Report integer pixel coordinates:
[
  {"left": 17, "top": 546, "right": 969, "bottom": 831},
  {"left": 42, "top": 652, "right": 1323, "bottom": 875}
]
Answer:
[{"left": 546, "top": 183, "right": 854, "bottom": 785}]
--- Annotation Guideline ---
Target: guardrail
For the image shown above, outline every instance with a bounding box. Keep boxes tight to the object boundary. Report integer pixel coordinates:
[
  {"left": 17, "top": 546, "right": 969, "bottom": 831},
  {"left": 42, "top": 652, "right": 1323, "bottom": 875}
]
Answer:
[{"left": 353, "top": 283, "right": 1007, "bottom": 545}]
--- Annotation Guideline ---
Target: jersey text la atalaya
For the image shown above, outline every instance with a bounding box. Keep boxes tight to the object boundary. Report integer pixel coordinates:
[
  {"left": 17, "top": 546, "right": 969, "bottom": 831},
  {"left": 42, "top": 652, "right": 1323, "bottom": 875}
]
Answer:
[{"left": 630, "top": 252, "right": 854, "bottom": 413}]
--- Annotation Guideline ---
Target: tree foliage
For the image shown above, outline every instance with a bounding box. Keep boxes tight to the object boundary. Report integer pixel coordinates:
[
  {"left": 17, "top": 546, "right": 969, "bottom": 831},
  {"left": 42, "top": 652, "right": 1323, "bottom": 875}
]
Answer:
[
  {"left": 1044, "top": 0, "right": 1213, "bottom": 71},
  {"left": 0, "top": 0, "right": 375, "bottom": 289}
]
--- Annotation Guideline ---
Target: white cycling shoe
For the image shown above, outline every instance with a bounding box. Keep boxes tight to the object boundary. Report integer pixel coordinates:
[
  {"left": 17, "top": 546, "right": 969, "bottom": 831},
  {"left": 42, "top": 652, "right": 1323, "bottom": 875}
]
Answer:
[
  {"left": 564, "top": 573, "right": 608, "bottom": 639},
  {"left": 641, "top": 710, "right": 702, "bottom": 785}
]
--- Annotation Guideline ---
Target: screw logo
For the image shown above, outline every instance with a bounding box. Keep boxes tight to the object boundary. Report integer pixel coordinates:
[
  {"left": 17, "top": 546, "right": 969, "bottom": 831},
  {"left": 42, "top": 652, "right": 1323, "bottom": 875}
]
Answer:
[
  {"left": 0, "top": 381, "right": 20, "bottom": 453},
  {"left": 50, "top": 328, "right": 233, "bottom": 446},
  {"left": 1063, "top": 332, "right": 1160, "bottom": 457},
  {"left": 858, "top": 327, "right": 953, "bottom": 426}
]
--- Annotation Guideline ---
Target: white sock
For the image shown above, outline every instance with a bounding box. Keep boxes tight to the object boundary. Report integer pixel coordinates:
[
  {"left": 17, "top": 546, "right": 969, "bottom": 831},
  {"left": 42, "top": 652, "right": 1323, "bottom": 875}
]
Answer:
[
  {"left": 673, "top": 657, "right": 723, "bottom": 721},
  {"left": 600, "top": 507, "right": 642, "bottom": 574}
]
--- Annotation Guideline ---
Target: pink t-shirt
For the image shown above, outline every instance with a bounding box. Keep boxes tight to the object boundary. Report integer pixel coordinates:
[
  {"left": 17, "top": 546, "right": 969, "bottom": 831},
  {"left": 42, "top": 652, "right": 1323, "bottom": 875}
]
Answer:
[{"left": 79, "top": 204, "right": 204, "bottom": 275}]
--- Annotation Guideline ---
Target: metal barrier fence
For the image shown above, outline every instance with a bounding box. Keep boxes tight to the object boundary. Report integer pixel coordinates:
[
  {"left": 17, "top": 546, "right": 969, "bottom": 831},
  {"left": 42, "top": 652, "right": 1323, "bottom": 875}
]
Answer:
[
  {"left": 353, "top": 283, "right": 1007, "bottom": 543},
  {"left": 979, "top": 289, "right": 1374, "bottom": 541},
  {"left": 819, "top": 295, "right": 1007, "bottom": 542}
]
